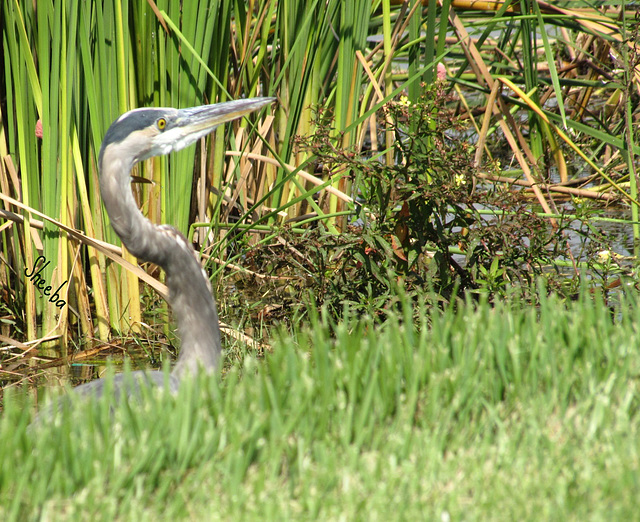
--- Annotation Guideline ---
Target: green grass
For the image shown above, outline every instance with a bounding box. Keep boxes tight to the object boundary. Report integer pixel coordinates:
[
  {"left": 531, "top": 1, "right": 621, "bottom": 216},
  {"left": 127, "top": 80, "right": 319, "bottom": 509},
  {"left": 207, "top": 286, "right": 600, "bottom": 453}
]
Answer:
[{"left": 2, "top": 289, "right": 639, "bottom": 520}]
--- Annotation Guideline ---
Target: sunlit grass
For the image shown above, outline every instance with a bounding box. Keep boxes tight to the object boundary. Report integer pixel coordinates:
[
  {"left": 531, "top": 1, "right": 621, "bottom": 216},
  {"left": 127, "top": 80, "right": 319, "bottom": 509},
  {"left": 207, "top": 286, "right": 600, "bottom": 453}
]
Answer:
[{"left": 2, "top": 290, "right": 639, "bottom": 519}]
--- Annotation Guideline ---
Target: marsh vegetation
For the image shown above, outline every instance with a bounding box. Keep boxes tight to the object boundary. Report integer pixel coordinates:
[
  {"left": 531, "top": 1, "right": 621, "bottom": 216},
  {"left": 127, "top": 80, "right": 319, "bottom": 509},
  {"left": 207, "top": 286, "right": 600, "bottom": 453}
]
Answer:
[{"left": 1, "top": 1, "right": 639, "bottom": 518}]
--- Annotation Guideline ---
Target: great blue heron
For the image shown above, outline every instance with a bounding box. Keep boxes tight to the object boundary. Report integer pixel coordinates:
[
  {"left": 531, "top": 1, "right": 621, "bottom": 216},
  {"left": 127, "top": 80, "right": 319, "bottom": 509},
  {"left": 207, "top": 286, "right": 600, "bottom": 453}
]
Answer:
[{"left": 42, "top": 97, "right": 274, "bottom": 409}]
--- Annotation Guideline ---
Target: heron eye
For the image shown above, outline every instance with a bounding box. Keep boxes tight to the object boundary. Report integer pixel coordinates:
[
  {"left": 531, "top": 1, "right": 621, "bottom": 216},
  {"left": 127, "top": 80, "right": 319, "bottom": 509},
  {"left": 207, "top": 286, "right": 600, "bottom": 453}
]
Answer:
[{"left": 157, "top": 118, "right": 167, "bottom": 130}]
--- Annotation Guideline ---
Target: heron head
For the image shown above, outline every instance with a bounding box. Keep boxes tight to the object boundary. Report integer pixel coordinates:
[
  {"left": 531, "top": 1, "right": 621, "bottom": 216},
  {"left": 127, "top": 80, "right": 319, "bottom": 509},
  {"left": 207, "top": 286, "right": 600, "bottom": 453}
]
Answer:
[{"left": 98, "top": 97, "right": 274, "bottom": 169}]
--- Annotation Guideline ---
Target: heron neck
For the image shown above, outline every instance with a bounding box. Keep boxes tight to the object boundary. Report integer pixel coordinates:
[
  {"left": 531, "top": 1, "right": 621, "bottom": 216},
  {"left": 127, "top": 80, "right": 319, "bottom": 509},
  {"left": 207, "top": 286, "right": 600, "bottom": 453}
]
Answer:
[{"left": 99, "top": 150, "right": 221, "bottom": 377}]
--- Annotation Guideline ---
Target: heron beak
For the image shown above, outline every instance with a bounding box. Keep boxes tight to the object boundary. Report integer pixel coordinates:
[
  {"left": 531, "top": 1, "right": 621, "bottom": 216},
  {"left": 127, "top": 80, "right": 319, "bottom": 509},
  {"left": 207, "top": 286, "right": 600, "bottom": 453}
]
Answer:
[{"left": 175, "top": 97, "right": 275, "bottom": 135}]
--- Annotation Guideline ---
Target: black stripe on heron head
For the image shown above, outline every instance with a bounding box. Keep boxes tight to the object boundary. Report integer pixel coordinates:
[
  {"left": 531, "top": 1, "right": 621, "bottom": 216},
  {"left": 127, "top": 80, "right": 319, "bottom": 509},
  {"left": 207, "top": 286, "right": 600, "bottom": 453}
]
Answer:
[{"left": 99, "top": 109, "right": 168, "bottom": 164}]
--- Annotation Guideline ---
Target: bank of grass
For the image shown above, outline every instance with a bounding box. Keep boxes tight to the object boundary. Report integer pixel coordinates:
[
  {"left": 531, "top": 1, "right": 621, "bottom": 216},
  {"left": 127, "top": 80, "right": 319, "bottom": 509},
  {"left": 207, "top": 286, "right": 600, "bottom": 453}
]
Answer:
[{"left": 1, "top": 289, "right": 639, "bottom": 520}]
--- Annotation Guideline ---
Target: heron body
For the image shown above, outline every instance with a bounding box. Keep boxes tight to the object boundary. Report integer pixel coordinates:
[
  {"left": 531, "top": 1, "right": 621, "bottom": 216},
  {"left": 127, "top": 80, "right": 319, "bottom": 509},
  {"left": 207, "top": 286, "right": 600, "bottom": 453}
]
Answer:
[{"left": 43, "top": 97, "right": 274, "bottom": 409}]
